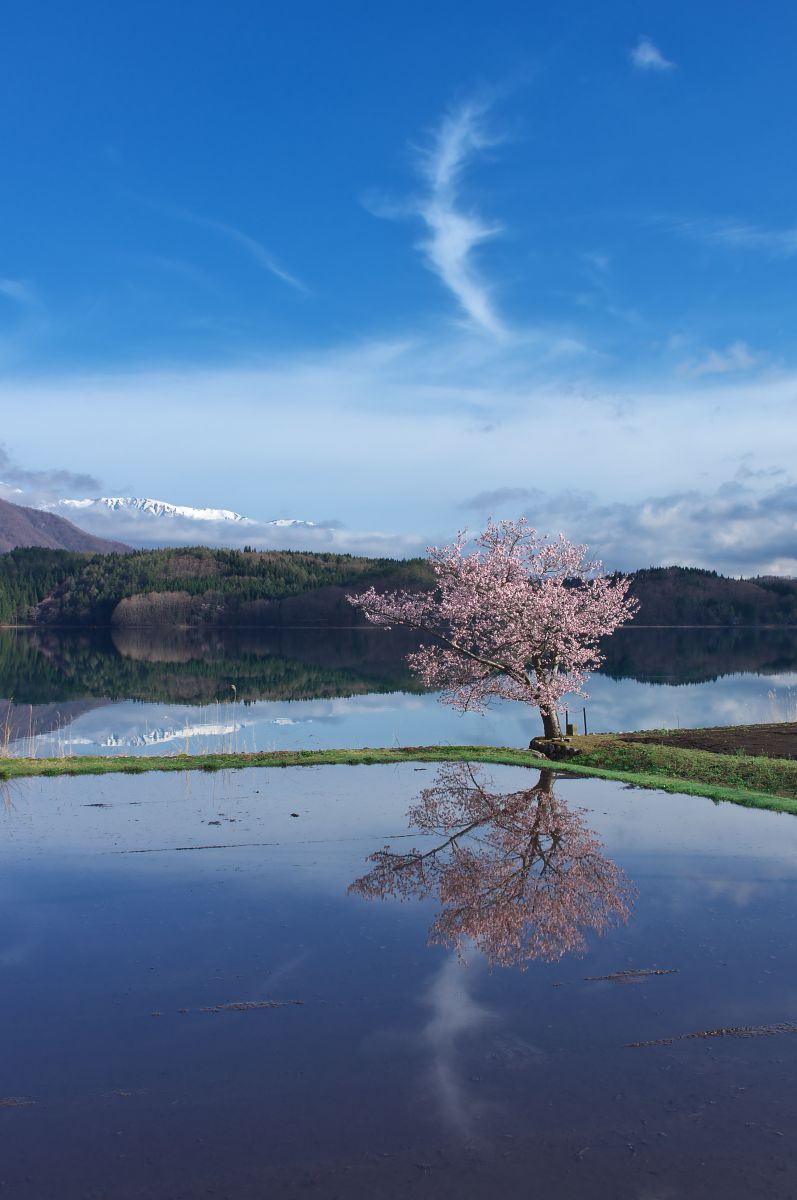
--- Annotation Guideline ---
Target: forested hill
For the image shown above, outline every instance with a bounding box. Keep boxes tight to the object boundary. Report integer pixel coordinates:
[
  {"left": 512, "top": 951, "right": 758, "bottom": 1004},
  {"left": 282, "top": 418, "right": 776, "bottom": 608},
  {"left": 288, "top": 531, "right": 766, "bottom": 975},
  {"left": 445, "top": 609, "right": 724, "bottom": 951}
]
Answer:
[
  {"left": 0, "top": 546, "right": 433, "bottom": 626},
  {"left": 626, "top": 567, "right": 797, "bottom": 626},
  {"left": 0, "top": 548, "right": 796, "bottom": 628}
]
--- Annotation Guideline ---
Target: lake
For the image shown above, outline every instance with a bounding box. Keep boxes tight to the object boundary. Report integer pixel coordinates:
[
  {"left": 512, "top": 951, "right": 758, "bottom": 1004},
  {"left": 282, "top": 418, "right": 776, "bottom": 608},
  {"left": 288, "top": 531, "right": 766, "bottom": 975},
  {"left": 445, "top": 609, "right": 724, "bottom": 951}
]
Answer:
[
  {"left": 1, "top": 760, "right": 796, "bottom": 1197},
  {"left": 1, "top": 624, "right": 796, "bottom": 756}
]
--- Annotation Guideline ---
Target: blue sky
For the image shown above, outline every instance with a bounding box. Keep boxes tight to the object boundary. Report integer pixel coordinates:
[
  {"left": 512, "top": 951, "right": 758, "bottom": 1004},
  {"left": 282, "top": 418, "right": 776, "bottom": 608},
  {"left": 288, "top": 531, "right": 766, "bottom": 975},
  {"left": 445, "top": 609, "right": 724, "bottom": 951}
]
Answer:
[{"left": 2, "top": 1, "right": 797, "bottom": 571}]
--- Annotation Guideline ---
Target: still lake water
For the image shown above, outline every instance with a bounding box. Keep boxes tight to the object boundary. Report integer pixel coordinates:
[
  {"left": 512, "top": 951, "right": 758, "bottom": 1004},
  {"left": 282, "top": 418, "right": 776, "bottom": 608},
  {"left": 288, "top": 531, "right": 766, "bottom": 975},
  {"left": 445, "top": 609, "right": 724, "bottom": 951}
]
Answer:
[
  {"left": 2, "top": 628, "right": 797, "bottom": 1195},
  {"left": 1, "top": 624, "right": 796, "bottom": 755},
  {"left": 2, "top": 761, "right": 797, "bottom": 1197}
]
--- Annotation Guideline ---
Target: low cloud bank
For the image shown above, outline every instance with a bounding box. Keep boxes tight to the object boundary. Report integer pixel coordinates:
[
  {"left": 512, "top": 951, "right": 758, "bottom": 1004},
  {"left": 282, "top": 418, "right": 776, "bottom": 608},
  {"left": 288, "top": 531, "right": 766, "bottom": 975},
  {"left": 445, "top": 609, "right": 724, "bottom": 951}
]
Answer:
[
  {"left": 106, "top": 479, "right": 797, "bottom": 576},
  {"left": 2, "top": 441, "right": 795, "bottom": 575},
  {"left": 38, "top": 504, "right": 427, "bottom": 559},
  {"left": 461, "top": 480, "right": 797, "bottom": 576},
  {"left": 0, "top": 446, "right": 101, "bottom": 500}
]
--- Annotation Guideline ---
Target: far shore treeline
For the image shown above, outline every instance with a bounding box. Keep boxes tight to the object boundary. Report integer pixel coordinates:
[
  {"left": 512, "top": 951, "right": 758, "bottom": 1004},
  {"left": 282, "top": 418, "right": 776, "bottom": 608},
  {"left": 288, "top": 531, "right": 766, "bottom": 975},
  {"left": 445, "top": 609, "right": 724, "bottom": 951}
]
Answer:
[{"left": 1, "top": 546, "right": 797, "bottom": 629}]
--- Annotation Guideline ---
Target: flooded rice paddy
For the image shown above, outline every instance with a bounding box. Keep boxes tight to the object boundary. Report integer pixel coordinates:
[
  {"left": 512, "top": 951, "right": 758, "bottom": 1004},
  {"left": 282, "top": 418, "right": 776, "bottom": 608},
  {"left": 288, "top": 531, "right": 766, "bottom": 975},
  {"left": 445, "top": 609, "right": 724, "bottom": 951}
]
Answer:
[{"left": 2, "top": 761, "right": 797, "bottom": 1197}]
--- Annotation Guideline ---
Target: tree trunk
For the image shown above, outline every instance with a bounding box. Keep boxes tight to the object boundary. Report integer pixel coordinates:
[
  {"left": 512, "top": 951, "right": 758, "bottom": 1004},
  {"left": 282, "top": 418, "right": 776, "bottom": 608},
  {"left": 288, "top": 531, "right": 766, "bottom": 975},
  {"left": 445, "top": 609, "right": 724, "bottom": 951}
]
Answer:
[
  {"left": 533, "top": 767, "right": 557, "bottom": 797},
  {"left": 540, "top": 706, "right": 562, "bottom": 740}
]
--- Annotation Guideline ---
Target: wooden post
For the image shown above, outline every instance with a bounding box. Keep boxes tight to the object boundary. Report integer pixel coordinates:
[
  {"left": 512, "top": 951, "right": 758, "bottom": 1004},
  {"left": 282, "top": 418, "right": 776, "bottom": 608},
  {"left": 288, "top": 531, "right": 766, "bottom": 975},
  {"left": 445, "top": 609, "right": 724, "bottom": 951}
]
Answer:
[{"left": 583, "top": 707, "right": 588, "bottom": 736}]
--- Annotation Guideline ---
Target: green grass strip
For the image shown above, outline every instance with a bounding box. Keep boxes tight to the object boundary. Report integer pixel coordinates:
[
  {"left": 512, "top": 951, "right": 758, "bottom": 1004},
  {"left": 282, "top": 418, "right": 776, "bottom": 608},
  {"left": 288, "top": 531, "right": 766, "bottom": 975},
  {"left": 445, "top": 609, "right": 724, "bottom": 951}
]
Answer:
[
  {"left": 0, "top": 746, "right": 535, "bottom": 780},
  {"left": 569, "top": 737, "right": 797, "bottom": 808},
  {"left": 1, "top": 742, "right": 796, "bottom": 816},
  {"left": 551, "top": 759, "right": 797, "bottom": 815}
]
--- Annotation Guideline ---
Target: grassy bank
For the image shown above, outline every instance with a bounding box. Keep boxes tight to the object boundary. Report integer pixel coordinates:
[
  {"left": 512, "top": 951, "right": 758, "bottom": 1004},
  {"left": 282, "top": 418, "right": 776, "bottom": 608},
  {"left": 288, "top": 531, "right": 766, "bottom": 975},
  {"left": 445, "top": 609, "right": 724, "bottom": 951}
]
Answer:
[
  {"left": 0, "top": 746, "right": 536, "bottom": 780},
  {"left": 1, "top": 739, "right": 797, "bottom": 815},
  {"left": 564, "top": 736, "right": 797, "bottom": 813}
]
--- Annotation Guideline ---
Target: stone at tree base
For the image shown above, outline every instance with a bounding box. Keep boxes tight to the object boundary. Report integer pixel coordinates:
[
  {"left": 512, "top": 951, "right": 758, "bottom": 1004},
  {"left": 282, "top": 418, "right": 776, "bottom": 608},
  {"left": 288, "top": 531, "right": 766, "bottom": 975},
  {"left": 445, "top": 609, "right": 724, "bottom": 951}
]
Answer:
[{"left": 530, "top": 737, "right": 580, "bottom": 760}]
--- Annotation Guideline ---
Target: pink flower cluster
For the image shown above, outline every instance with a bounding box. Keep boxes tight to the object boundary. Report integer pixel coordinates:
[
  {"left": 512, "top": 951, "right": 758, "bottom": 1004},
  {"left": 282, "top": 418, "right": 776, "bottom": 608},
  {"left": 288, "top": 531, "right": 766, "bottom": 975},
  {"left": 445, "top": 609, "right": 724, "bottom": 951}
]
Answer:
[{"left": 349, "top": 519, "right": 638, "bottom": 736}]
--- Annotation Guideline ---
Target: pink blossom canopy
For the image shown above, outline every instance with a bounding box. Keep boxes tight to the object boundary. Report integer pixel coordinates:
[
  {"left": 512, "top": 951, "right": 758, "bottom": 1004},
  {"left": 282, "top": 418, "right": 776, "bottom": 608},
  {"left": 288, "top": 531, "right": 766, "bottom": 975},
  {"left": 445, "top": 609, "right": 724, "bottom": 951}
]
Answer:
[{"left": 350, "top": 519, "right": 638, "bottom": 729}]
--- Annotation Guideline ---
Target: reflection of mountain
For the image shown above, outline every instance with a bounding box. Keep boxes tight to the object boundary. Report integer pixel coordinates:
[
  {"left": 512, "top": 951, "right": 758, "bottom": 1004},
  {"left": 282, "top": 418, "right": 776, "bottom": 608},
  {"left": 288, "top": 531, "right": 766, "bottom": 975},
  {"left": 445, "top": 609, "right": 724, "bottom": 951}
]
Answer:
[
  {"left": 98, "top": 721, "right": 241, "bottom": 748},
  {"left": 0, "top": 698, "right": 110, "bottom": 745},
  {"left": 0, "top": 627, "right": 423, "bottom": 707},
  {"left": 600, "top": 627, "right": 797, "bottom": 685},
  {"left": 350, "top": 764, "right": 635, "bottom": 969}
]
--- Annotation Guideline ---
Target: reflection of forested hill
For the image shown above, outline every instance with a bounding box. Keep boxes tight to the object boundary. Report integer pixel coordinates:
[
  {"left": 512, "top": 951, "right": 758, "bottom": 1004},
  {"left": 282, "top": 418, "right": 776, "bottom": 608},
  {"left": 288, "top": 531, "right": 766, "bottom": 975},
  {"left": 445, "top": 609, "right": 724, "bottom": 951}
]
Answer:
[
  {"left": 599, "top": 627, "right": 797, "bottom": 684},
  {"left": 0, "top": 627, "right": 423, "bottom": 706},
  {"left": 3, "top": 625, "right": 796, "bottom": 724}
]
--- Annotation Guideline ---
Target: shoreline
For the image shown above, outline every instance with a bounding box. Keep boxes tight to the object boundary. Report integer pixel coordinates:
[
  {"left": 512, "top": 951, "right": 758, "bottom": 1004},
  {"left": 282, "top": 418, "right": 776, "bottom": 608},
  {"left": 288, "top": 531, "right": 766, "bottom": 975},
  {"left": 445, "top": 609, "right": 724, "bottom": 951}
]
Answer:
[
  {"left": 2, "top": 739, "right": 796, "bottom": 816},
  {"left": 4, "top": 622, "right": 797, "bottom": 630}
]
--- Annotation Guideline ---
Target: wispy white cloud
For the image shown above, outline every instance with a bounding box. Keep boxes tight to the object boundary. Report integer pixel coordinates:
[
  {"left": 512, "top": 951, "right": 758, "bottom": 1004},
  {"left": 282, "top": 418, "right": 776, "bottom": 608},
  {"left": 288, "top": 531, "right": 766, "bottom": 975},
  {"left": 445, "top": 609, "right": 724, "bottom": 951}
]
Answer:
[
  {"left": 460, "top": 486, "right": 536, "bottom": 511},
  {"left": 630, "top": 36, "right": 676, "bottom": 72},
  {"left": 411, "top": 101, "right": 507, "bottom": 338},
  {"left": 0, "top": 278, "right": 51, "bottom": 369},
  {"left": 127, "top": 252, "right": 218, "bottom": 292},
  {"left": 132, "top": 193, "right": 308, "bottom": 292},
  {"left": 189, "top": 213, "right": 308, "bottom": 292},
  {"left": 582, "top": 251, "right": 610, "bottom": 272},
  {"left": 675, "top": 217, "right": 797, "bottom": 258},
  {"left": 0, "top": 278, "right": 37, "bottom": 306},
  {"left": 678, "top": 340, "right": 762, "bottom": 378},
  {"left": 734, "top": 457, "right": 786, "bottom": 483},
  {"left": 3, "top": 342, "right": 797, "bottom": 569}
]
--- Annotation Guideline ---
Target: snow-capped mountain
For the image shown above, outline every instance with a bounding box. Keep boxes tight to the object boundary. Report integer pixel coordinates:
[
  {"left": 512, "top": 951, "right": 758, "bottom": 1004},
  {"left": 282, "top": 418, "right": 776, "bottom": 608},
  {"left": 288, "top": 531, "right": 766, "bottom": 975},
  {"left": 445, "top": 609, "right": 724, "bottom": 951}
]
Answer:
[
  {"left": 48, "top": 496, "right": 252, "bottom": 523},
  {"left": 44, "top": 496, "right": 317, "bottom": 529},
  {"left": 37, "top": 495, "right": 319, "bottom": 549}
]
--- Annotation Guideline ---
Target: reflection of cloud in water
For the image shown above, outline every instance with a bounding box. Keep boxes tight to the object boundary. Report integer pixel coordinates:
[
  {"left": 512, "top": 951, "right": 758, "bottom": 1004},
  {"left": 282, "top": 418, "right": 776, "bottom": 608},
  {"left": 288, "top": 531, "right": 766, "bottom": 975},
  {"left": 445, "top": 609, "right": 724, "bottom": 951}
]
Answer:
[
  {"left": 12, "top": 691, "right": 489, "bottom": 753},
  {"left": 420, "top": 954, "right": 492, "bottom": 1138},
  {"left": 254, "top": 949, "right": 310, "bottom": 994},
  {"left": 585, "top": 671, "right": 797, "bottom": 734},
  {"left": 701, "top": 878, "right": 767, "bottom": 909}
]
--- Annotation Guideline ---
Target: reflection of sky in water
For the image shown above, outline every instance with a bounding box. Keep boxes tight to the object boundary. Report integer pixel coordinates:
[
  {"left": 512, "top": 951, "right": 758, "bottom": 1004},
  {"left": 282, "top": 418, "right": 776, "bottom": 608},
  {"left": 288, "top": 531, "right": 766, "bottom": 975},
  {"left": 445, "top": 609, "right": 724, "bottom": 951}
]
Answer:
[
  {"left": 13, "top": 669, "right": 797, "bottom": 756},
  {"left": 3, "top": 764, "right": 797, "bottom": 1193},
  {"left": 419, "top": 954, "right": 492, "bottom": 1137}
]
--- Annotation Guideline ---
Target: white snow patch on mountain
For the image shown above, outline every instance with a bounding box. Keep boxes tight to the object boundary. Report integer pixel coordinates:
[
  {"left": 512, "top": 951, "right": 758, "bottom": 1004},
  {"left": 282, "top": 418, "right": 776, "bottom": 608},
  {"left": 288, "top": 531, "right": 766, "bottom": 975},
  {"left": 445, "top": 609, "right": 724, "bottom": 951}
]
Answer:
[
  {"left": 49, "top": 496, "right": 252, "bottom": 523},
  {"left": 34, "top": 494, "right": 422, "bottom": 556},
  {"left": 43, "top": 496, "right": 318, "bottom": 533}
]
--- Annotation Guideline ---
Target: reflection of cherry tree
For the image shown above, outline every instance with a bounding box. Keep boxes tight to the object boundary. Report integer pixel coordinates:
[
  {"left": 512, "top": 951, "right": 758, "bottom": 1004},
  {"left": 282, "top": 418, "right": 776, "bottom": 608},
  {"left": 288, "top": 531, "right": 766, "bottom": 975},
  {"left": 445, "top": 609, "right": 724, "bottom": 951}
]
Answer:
[{"left": 349, "top": 764, "right": 635, "bottom": 969}]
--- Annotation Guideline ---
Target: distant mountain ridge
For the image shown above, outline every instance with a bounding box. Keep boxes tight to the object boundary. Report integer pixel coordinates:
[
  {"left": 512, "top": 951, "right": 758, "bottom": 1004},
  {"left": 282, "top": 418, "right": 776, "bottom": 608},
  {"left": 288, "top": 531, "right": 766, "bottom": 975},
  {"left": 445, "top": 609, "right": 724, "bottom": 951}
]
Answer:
[
  {"left": 0, "top": 497, "right": 129, "bottom": 555},
  {"left": 50, "top": 497, "right": 251, "bottom": 523},
  {"left": 41, "top": 496, "right": 318, "bottom": 540}
]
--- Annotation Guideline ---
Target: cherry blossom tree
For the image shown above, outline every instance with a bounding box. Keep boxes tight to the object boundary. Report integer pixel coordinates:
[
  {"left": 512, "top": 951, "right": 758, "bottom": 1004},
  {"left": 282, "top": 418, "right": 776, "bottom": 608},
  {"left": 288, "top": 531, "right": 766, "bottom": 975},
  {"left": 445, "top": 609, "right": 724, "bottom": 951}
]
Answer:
[
  {"left": 349, "top": 518, "right": 637, "bottom": 740},
  {"left": 349, "top": 763, "right": 635, "bottom": 969}
]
